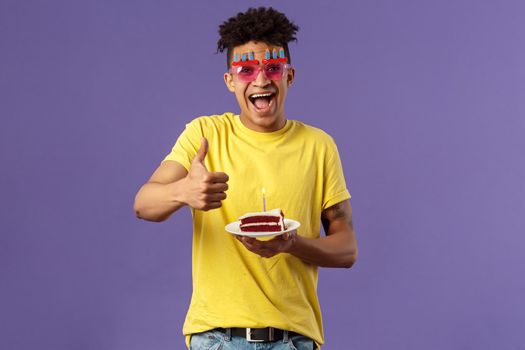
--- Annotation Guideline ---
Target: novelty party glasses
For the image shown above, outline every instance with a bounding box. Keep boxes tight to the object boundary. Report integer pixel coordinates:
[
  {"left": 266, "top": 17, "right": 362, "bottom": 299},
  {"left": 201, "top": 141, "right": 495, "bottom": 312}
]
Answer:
[{"left": 229, "top": 62, "right": 292, "bottom": 83}]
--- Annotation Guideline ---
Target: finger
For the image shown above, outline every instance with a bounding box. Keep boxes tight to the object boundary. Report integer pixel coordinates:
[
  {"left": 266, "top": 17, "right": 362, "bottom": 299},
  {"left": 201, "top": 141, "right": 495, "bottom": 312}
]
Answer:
[
  {"left": 207, "top": 192, "right": 227, "bottom": 201},
  {"left": 241, "top": 236, "right": 256, "bottom": 244},
  {"left": 262, "top": 251, "right": 277, "bottom": 258},
  {"left": 256, "top": 246, "right": 276, "bottom": 258},
  {"left": 205, "top": 171, "right": 229, "bottom": 183},
  {"left": 238, "top": 239, "right": 275, "bottom": 258},
  {"left": 234, "top": 235, "right": 246, "bottom": 243},
  {"left": 193, "top": 137, "right": 208, "bottom": 165},
  {"left": 240, "top": 237, "right": 258, "bottom": 249},
  {"left": 270, "top": 234, "right": 287, "bottom": 242},
  {"left": 205, "top": 182, "right": 228, "bottom": 193},
  {"left": 281, "top": 230, "right": 297, "bottom": 240},
  {"left": 203, "top": 201, "right": 222, "bottom": 211}
]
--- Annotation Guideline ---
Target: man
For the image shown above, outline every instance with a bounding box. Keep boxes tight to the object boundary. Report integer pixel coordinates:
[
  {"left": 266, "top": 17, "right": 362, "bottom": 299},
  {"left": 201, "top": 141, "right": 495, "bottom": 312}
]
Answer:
[{"left": 134, "top": 7, "right": 358, "bottom": 350}]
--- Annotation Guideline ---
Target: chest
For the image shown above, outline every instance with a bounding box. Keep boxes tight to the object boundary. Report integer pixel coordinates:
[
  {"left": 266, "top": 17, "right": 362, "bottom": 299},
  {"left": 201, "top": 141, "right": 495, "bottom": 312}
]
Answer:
[{"left": 207, "top": 141, "right": 321, "bottom": 216}]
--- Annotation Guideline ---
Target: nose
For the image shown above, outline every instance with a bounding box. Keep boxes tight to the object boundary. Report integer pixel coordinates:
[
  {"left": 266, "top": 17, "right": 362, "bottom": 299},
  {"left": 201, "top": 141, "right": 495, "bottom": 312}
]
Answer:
[{"left": 252, "top": 68, "right": 271, "bottom": 87}]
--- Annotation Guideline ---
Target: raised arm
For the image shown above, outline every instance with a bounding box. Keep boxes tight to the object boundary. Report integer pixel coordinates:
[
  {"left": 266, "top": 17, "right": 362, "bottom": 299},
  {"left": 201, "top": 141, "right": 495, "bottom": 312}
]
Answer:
[
  {"left": 133, "top": 138, "right": 229, "bottom": 222},
  {"left": 133, "top": 160, "right": 189, "bottom": 222}
]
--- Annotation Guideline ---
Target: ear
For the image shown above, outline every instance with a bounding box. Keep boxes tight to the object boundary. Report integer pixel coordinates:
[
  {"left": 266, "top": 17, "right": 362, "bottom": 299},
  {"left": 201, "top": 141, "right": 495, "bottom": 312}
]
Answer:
[
  {"left": 224, "top": 72, "right": 235, "bottom": 92},
  {"left": 286, "top": 67, "right": 295, "bottom": 86}
]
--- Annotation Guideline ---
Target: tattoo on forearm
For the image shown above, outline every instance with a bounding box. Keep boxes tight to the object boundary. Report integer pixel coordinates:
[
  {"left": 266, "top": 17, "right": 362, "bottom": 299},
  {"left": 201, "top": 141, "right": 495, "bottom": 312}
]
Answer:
[
  {"left": 331, "top": 202, "right": 347, "bottom": 220},
  {"left": 322, "top": 201, "right": 354, "bottom": 233}
]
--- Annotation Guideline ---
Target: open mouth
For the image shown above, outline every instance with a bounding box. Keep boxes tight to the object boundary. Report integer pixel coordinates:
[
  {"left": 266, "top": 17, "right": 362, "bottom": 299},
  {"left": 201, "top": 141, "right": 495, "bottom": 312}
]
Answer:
[{"left": 248, "top": 92, "right": 276, "bottom": 112}]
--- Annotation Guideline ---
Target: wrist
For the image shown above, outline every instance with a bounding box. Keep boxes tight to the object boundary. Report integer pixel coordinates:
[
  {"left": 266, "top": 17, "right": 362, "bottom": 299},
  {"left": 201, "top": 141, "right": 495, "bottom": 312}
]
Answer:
[
  {"left": 283, "top": 231, "right": 300, "bottom": 254},
  {"left": 168, "top": 177, "right": 188, "bottom": 206}
]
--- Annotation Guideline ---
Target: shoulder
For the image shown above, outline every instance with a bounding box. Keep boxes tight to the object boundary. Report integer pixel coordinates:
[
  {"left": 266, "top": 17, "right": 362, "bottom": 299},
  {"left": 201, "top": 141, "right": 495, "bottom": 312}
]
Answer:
[
  {"left": 290, "top": 120, "right": 338, "bottom": 148},
  {"left": 185, "top": 112, "right": 236, "bottom": 131}
]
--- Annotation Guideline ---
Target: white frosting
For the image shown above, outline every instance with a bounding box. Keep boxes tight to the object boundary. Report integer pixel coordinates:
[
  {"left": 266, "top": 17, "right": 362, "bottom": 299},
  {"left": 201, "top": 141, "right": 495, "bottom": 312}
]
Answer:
[
  {"left": 241, "top": 222, "right": 281, "bottom": 227},
  {"left": 238, "top": 208, "right": 283, "bottom": 220}
]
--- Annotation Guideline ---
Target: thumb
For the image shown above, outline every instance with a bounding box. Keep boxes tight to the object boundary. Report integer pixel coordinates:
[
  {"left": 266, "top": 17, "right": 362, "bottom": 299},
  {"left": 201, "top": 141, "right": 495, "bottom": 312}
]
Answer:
[{"left": 193, "top": 137, "right": 208, "bottom": 166}]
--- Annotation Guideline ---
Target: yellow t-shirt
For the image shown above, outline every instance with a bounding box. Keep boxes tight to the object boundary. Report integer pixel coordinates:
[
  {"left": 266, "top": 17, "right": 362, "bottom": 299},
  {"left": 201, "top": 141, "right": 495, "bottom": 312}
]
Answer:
[{"left": 163, "top": 112, "right": 350, "bottom": 348}]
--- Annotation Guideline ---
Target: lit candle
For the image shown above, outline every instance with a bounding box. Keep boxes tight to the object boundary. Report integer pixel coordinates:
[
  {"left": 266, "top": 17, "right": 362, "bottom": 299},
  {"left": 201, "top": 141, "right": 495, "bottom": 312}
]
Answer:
[{"left": 262, "top": 187, "right": 266, "bottom": 212}]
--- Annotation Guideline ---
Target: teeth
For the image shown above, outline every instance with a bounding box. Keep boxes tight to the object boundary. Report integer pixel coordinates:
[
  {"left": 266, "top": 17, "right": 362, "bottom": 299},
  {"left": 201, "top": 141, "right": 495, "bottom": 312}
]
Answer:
[{"left": 250, "top": 93, "right": 273, "bottom": 98}]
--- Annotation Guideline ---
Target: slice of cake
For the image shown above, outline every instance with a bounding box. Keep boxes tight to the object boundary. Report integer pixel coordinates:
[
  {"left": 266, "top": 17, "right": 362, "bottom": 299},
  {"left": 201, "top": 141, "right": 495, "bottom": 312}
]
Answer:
[{"left": 239, "top": 208, "right": 287, "bottom": 232}]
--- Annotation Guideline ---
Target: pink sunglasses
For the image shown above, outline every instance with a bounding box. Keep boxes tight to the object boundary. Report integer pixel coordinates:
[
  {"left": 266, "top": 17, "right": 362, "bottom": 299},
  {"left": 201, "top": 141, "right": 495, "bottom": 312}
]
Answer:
[{"left": 229, "top": 60, "right": 291, "bottom": 83}]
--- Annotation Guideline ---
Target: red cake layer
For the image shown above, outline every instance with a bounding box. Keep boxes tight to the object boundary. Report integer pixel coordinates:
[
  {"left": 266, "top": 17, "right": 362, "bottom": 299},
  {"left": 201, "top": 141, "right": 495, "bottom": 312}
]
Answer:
[
  {"left": 241, "top": 216, "right": 281, "bottom": 224},
  {"left": 239, "top": 209, "right": 286, "bottom": 233},
  {"left": 240, "top": 224, "right": 284, "bottom": 232}
]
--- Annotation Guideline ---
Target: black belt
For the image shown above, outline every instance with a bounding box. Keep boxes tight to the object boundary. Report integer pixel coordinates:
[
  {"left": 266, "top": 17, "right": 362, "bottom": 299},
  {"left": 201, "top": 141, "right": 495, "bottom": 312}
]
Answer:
[{"left": 216, "top": 327, "right": 301, "bottom": 342}]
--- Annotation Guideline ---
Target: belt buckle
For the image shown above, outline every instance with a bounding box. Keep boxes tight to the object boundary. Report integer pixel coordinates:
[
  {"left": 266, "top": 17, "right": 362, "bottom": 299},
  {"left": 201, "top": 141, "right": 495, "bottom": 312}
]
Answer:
[{"left": 246, "top": 328, "right": 273, "bottom": 342}]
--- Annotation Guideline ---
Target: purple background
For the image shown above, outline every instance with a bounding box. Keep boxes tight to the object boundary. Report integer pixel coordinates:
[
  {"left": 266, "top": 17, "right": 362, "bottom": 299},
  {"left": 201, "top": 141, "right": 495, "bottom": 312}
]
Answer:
[{"left": 1, "top": 0, "right": 524, "bottom": 349}]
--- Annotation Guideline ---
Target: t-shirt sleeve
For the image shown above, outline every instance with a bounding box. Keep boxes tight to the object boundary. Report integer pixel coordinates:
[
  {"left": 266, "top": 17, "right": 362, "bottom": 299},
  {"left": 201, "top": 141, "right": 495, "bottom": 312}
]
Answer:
[
  {"left": 162, "top": 119, "right": 204, "bottom": 171},
  {"left": 322, "top": 137, "right": 351, "bottom": 210}
]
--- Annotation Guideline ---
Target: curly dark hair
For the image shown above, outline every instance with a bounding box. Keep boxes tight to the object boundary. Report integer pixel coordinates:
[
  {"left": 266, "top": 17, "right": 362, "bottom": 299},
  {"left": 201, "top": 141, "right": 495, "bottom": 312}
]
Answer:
[{"left": 217, "top": 7, "right": 299, "bottom": 68}]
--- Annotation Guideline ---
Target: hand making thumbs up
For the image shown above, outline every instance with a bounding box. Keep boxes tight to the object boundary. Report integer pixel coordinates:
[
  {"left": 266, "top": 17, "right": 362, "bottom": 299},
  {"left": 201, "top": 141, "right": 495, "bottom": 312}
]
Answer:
[{"left": 183, "top": 138, "right": 229, "bottom": 211}]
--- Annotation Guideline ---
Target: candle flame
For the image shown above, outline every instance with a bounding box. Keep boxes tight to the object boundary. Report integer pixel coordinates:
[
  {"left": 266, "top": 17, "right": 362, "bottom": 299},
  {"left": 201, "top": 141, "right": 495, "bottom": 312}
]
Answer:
[{"left": 262, "top": 187, "right": 266, "bottom": 194}]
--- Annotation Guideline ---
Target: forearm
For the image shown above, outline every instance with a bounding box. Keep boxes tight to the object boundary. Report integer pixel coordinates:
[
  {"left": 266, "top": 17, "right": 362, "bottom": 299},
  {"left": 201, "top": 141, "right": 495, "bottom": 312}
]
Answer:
[
  {"left": 134, "top": 180, "right": 187, "bottom": 222},
  {"left": 288, "top": 231, "right": 358, "bottom": 268}
]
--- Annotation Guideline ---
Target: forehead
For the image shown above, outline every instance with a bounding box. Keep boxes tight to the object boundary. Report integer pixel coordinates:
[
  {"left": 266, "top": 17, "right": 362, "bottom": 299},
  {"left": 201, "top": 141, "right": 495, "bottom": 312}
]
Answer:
[{"left": 232, "top": 41, "right": 281, "bottom": 56}]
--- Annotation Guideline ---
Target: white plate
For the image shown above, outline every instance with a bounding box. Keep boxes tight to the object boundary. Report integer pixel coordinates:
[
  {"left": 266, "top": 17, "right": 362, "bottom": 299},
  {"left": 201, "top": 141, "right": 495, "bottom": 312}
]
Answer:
[{"left": 225, "top": 218, "right": 301, "bottom": 238}]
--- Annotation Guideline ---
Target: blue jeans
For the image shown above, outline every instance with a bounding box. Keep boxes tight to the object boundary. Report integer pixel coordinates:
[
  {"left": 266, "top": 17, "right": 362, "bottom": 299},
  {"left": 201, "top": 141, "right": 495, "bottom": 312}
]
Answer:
[{"left": 189, "top": 329, "right": 317, "bottom": 350}]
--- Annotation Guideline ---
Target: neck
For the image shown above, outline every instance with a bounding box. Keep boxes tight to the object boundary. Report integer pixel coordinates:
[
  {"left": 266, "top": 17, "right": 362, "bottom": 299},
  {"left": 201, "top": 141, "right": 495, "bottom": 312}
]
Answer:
[{"left": 239, "top": 113, "right": 287, "bottom": 133}]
